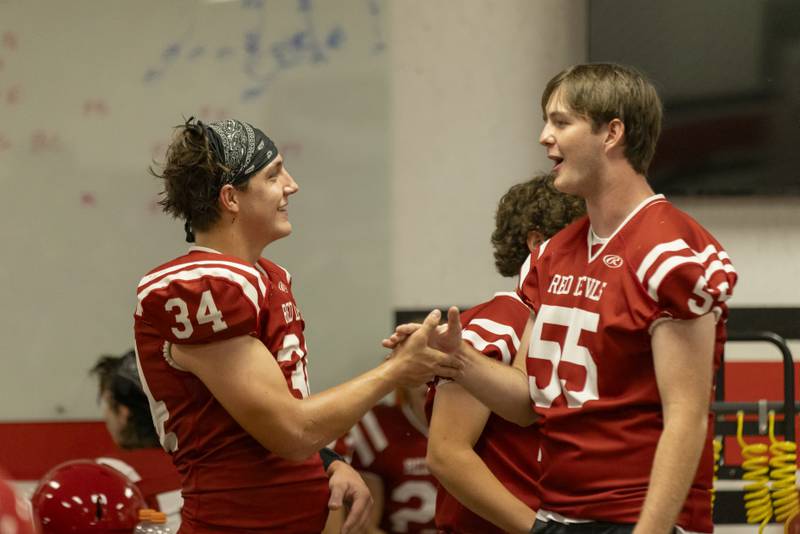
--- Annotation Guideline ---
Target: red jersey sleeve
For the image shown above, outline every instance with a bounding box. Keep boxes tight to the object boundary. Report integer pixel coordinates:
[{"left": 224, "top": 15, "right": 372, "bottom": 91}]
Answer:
[
  {"left": 136, "top": 262, "right": 267, "bottom": 344},
  {"left": 461, "top": 293, "right": 530, "bottom": 365},
  {"left": 635, "top": 235, "right": 737, "bottom": 322}
]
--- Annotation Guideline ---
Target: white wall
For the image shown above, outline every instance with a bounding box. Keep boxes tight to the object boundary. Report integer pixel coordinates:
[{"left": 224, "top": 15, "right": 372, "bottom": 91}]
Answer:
[
  {"left": 0, "top": 0, "right": 390, "bottom": 415},
  {"left": 390, "top": 0, "right": 588, "bottom": 309}
]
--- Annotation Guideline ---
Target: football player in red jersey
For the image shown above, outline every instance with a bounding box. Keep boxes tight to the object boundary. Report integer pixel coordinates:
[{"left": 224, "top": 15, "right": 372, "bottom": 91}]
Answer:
[
  {"left": 426, "top": 175, "right": 584, "bottom": 534},
  {"left": 136, "top": 118, "right": 459, "bottom": 533},
  {"left": 91, "top": 350, "right": 183, "bottom": 528},
  {"left": 343, "top": 384, "right": 437, "bottom": 534},
  {"left": 386, "top": 64, "right": 737, "bottom": 534}
]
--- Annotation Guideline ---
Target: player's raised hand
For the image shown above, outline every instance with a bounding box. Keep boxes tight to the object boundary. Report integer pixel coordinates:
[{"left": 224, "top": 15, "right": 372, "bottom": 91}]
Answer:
[
  {"left": 387, "top": 309, "right": 462, "bottom": 385},
  {"left": 432, "top": 306, "right": 463, "bottom": 354},
  {"left": 381, "top": 306, "right": 463, "bottom": 352}
]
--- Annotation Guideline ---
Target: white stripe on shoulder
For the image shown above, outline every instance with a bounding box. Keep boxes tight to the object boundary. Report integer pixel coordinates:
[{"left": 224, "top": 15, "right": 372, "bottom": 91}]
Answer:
[
  {"left": 462, "top": 329, "right": 513, "bottom": 365},
  {"left": 140, "top": 260, "right": 266, "bottom": 298},
  {"left": 136, "top": 267, "right": 261, "bottom": 316},
  {"left": 492, "top": 291, "right": 524, "bottom": 303},
  {"left": 646, "top": 255, "right": 704, "bottom": 301},
  {"left": 636, "top": 239, "right": 689, "bottom": 283},
  {"left": 466, "top": 318, "right": 521, "bottom": 348},
  {"left": 640, "top": 241, "right": 736, "bottom": 302}
]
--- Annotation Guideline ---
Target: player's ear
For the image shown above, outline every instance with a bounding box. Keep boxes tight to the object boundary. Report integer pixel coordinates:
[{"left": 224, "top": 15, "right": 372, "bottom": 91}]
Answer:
[
  {"left": 527, "top": 230, "right": 544, "bottom": 252},
  {"left": 604, "top": 118, "right": 625, "bottom": 151},
  {"left": 218, "top": 184, "right": 240, "bottom": 215},
  {"left": 116, "top": 404, "right": 131, "bottom": 424}
]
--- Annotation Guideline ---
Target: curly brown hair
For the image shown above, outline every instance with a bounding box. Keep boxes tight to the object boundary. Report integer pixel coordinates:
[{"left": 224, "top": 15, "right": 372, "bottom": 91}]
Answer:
[
  {"left": 150, "top": 121, "right": 242, "bottom": 233},
  {"left": 492, "top": 174, "right": 585, "bottom": 277}
]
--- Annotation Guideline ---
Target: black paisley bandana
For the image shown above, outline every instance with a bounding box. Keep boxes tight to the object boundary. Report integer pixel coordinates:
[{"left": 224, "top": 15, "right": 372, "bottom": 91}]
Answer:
[{"left": 204, "top": 118, "right": 278, "bottom": 186}]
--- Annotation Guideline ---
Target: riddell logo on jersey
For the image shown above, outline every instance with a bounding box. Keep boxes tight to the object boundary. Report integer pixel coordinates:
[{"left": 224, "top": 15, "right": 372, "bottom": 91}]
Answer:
[
  {"left": 603, "top": 255, "right": 623, "bottom": 268},
  {"left": 277, "top": 281, "right": 288, "bottom": 292}
]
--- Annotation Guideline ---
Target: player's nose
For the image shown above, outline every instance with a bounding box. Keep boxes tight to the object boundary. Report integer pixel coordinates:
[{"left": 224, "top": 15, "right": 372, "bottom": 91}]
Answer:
[
  {"left": 539, "top": 124, "right": 554, "bottom": 146},
  {"left": 283, "top": 171, "right": 299, "bottom": 195}
]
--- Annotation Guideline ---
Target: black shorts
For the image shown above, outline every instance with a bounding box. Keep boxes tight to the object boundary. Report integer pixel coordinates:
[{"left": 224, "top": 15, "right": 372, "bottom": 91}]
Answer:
[{"left": 531, "top": 520, "right": 680, "bottom": 534}]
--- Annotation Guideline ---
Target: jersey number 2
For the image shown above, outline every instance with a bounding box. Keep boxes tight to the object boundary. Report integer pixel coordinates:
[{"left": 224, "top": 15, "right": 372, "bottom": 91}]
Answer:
[
  {"left": 389, "top": 480, "right": 436, "bottom": 532},
  {"left": 528, "top": 304, "right": 599, "bottom": 408},
  {"left": 165, "top": 290, "right": 229, "bottom": 339}
]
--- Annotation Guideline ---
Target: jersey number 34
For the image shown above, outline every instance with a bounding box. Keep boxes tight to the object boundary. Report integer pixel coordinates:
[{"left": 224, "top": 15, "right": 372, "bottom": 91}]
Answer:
[{"left": 165, "top": 290, "right": 228, "bottom": 339}]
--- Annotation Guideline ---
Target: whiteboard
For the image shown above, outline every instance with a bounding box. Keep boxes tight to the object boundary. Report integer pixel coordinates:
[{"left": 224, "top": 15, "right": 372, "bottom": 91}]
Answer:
[{"left": 0, "top": 0, "right": 390, "bottom": 420}]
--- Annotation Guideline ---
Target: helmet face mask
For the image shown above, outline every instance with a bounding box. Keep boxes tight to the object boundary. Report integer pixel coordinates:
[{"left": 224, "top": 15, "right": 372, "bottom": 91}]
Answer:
[{"left": 31, "top": 460, "right": 145, "bottom": 533}]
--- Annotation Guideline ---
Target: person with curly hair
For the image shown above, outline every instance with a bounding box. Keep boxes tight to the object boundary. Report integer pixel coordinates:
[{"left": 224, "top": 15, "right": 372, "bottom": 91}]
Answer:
[{"left": 425, "top": 174, "right": 584, "bottom": 534}]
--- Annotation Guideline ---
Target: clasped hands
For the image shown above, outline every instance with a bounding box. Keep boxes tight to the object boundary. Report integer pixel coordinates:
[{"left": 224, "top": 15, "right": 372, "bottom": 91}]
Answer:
[{"left": 381, "top": 306, "right": 465, "bottom": 386}]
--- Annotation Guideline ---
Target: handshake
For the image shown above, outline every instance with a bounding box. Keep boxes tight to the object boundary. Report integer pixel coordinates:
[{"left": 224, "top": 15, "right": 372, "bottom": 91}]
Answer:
[{"left": 380, "top": 307, "right": 466, "bottom": 387}]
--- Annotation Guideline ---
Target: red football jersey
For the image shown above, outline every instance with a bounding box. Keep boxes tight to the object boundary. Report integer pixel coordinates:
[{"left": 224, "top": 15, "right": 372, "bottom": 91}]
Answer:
[
  {"left": 134, "top": 246, "right": 329, "bottom": 533},
  {"left": 427, "top": 292, "right": 541, "bottom": 534},
  {"left": 348, "top": 403, "right": 436, "bottom": 534},
  {"left": 518, "top": 195, "right": 737, "bottom": 532}
]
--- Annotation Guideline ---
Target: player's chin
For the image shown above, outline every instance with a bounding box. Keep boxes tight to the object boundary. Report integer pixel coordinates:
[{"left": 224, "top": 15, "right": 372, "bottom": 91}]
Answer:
[
  {"left": 265, "top": 223, "right": 293, "bottom": 244},
  {"left": 277, "top": 221, "right": 293, "bottom": 236},
  {"left": 552, "top": 170, "right": 569, "bottom": 190},
  {"left": 552, "top": 171, "right": 579, "bottom": 195}
]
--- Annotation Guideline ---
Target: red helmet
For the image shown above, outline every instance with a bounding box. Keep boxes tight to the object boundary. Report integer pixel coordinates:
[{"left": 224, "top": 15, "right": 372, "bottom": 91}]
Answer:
[
  {"left": 0, "top": 470, "right": 37, "bottom": 534},
  {"left": 32, "top": 460, "right": 145, "bottom": 533}
]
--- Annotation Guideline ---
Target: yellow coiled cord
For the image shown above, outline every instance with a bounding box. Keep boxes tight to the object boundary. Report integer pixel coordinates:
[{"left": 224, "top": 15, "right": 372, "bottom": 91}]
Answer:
[
  {"left": 737, "top": 410, "right": 773, "bottom": 532},
  {"left": 767, "top": 411, "right": 800, "bottom": 527},
  {"left": 712, "top": 437, "right": 722, "bottom": 508}
]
